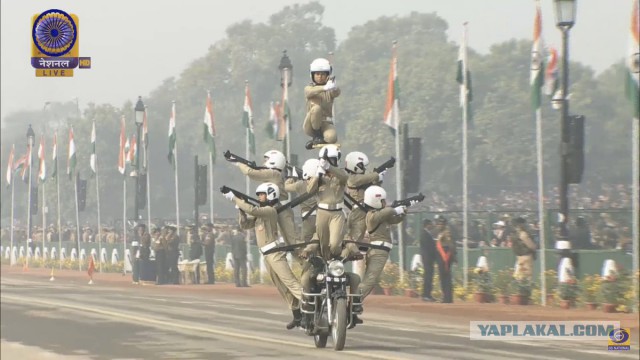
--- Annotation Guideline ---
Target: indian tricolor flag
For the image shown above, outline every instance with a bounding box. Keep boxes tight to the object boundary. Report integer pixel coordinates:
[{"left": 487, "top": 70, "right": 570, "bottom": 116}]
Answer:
[
  {"left": 383, "top": 41, "right": 400, "bottom": 135},
  {"left": 90, "top": 120, "right": 97, "bottom": 175},
  {"left": 38, "top": 136, "right": 46, "bottom": 182},
  {"left": 66, "top": 126, "right": 76, "bottom": 180},
  {"left": 5, "top": 144, "right": 14, "bottom": 187},
  {"left": 456, "top": 23, "right": 473, "bottom": 125},
  {"left": 168, "top": 101, "right": 177, "bottom": 166},
  {"left": 118, "top": 116, "right": 126, "bottom": 175},
  {"left": 203, "top": 90, "right": 216, "bottom": 161},
  {"left": 51, "top": 132, "right": 58, "bottom": 179},
  {"left": 242, "top": 83, "right": 256, "bottom": 155},
  {"left": 626, "top": 0, "right": 639, "bottom": 120},
  {"left": 530, "top": 2, "right": 545, "bottom": 111},
  {"left": 544, "top": 47, "right": 559, "bottom": 98}
]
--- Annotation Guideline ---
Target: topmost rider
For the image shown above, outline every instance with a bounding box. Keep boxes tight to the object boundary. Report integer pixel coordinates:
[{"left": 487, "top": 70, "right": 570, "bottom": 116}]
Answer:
[{"left": 303, "top": 58, "right": 341, "bottom": 150}]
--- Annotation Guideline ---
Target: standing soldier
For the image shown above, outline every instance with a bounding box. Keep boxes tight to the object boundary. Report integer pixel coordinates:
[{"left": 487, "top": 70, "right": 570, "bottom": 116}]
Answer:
[
  {"left": 226, "top": 150, "right": 299, "bottom": 248},
  {"left": 434, "top": 216, "right": 455, "bottom": 303},
  {"left": 165, "top": 225, "right": 180, "bottom": 284},
  {"left": 201, "top": 223, "right": 216, "bottom": 284},
  {"left": 231, "top": 227, "right": 249, "bottom": 287},
  {"left": 303, "top": 58, "right": 340, "bottom": 149},
  {"left": 419, "top": 219, "right": 438, "bottom": 302},
  {"left": 344, "top": 151, "right": 385, "bottom": 257},
  {"left": 223, "top": 183, "right": 304, "bottom": 329},
  {"left": 154, "top": 226, "right": 168, "bottom": 285},
  {"left": 306, "top": 145, "right": 348, "bottom": 259},
  {"left": 511, "top": 217, "right": 537, "bottom": 281}
]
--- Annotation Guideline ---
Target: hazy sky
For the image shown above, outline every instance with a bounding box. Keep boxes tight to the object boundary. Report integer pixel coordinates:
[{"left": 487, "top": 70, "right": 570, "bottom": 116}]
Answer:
[{"left": 0, "top": 0, "right": 632, "bottom": 122}]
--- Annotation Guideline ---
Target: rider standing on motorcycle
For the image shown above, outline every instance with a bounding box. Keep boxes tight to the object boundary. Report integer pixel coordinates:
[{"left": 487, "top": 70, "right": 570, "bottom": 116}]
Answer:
[
  {"left": 223, "top": 182, "right": 304, "bottom": 329},
  {"left": 306, "top": 145, "right": 348, "bottom": 260},
  {"left": 358, "top": 185, "right": 407, "bottom": 299}
]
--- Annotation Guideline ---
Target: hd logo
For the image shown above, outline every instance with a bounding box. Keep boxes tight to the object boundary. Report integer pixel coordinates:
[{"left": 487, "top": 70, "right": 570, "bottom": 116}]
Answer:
[{"left": 31, "top": 9, "right": 91, "bottom": 77}]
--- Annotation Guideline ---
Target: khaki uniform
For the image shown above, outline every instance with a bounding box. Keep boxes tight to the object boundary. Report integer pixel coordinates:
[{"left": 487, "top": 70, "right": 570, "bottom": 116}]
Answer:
[
  {"left": 237, "top": 164, "right": 299, "bottom": 246},
  {"left": 358, "top": 207, "right": 405, "bottom": 299},
  {"left": 234, "top": 197, "right": 302, "bottom": 310},
  {"left": 307, "top": 165, "right": 348, "bottom": 259},
  {"left": 284, "top": 178, "right": 317, "bottom": 243},
  {"left": 303, "top": 84, "right": 340, "bottom": 143},
  {"left": 513, "top": 229, "right": 537, "bottom": 281},
  {"left": 345, "top": 172, "right": 381, "bottom": 257}
]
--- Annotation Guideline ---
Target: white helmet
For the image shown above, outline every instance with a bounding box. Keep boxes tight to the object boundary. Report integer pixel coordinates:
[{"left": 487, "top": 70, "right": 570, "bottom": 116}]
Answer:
[
  {"left": 364, "top": 186, "right": 386, "bottom": 209},
  {"left": 302, "top": 158, "right": 320, "bottom": 180},
  {"left": 263, "top": 150, "right": 286, "bottom": 170},
  {"left": 344, "top": 151, "right": 369, "bottom": 174},
  {"left": 255, "top": 182, "right": 280, "bottom": 203},
  {"left": 310, "top": 58, "right": 332, "bottom": 82},
  {"left": 318, "top": 144, "right": 341, "bottom": 167}
]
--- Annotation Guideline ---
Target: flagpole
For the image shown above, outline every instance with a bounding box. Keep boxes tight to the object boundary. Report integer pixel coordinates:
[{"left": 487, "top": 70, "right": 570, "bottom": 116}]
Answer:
[
  {"left": 173, "top": 100, "right": 181, "bottom": 236},
  {"left": 42, "top": 178, "right": 46, "bottom": 263},
  {"left": 461, "top": 23, "right": 470, "bottom": 289},
  {"left": 209, "top": 152, "right": 214, "bottom": 223},
  {"left": 10, "top": 166, "right": 15, "bottom": 266},
  {"left": 143, "top": 106, "right": 151, "bottom": 232},
  {"left": 73, "top": 173, "right": 81, "bottom": 271},
  {"left": 328, "top": 51, "right": 336, "bottom": 125},
  {"left": 535, "top": 108, "right": 547, "bottom": 305},
  {"left": 26, "top": 139, "right": 33, "bottom": 269},
  {"left": 55, "top": 131, "right": 62, "bottom": 270},
  {"left": 395, "top": 113, "right": 404, "bottom": 282},
  {"left": 95, "top": 136, "right": 103, "bottom": 273},
  {"left": 284, "top": 69, "right": 291, "bottom": 161},
  {"left": 632, "top": 116, "right": 639, "bottom": 312},
  {"left": 123, "top": 176, "right": 127, "bottom": 275}
]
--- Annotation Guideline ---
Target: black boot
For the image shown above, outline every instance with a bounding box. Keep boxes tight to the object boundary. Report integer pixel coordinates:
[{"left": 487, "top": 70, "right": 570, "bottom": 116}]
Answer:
[
  {"left": 352, "top": 296, "right": 363, "bottom": 314},
  {"left": 286, "top": 309, "right": 302, "bottom": 330},
  {"left": 348, "top": 314, "right": 364, "bottom": 329},
  {"left": 305, "top": 131, "right": 326, "bottom": 150}
]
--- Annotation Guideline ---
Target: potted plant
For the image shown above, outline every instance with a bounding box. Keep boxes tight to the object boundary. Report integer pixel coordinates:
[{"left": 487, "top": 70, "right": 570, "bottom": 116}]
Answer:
[
  {"left": 599, "top": 270, "right": 627, "bottom": 313},
  {"left": 472, "top": 267, "right": 492, "bottom": 303},
  {"left": 557, "top": 279, "right": 579, "bottom": 309},
  {"left": 494, "top": 269, "right": 512, "bottom": 304},
  {"left": 379, "top": 261, "right": 399, "bottom": 295},
  {"left": 580, "top": 275, "right": 600, "bottom": 310},
  {"left": 510, "top": 278, "right": 532, "bottom": 305}
]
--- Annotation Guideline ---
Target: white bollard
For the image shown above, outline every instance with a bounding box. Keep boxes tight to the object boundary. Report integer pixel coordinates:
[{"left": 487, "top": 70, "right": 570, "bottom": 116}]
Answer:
[
  {"left": 225, "top": 252, "right": 234, "bottom": 271},
  {"left": 558, "top": 257, "right": 574, "bottom": 283},
  {"left": 34, "top": 247, "right": 41, "bottom": 260},
  {"left": 90, "top": 248, "right": 97, "bottom": 262},
  {"left": 601, "top": 259, "right": 617, "bottom": 279},
  {"left": 124, "top": 249, "right": 132, "bottom": 272},
  {"left": 70, "top": 248, "right": 78, "bottom": 261},
  {"left": 4, "top": 247, "right": 10, "bottom": 259},
  {"left": 60, "top": 248, "right": 67, "bottom": 261},
  {"left": 476, "top": 255, "right": 489, "bottom": 272},
  {"left": 11, "top": 247, "right": 17, "bottom": 265},
  {"left": 19, "top": 246, "right": 25, "bottom": 259},
  {"left": 51, "top": 247, "right": 57, "bottom": 260},
  {"left": 80, "top": 248, "right": 87, "bottom": 261},
  {"left": 27, "top": 247, "right": 33, "bottom": 259},
  {"left": 111, "top": 249, "right": 119, "bottom": 264},
  {"left": 43, "top": 247, "right": 49, "bottom": 260},
  {"left": 411, "top": 254, "right": 423, "bottom": 271},
  {"left": 100, "top": 248, "right": 108, "bottom": 263}
]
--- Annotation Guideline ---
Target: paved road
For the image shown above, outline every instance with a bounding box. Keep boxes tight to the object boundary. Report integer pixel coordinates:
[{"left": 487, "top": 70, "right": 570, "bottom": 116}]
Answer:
[{"left": 0, "top": 273, "right": 634, "bottom": 360}]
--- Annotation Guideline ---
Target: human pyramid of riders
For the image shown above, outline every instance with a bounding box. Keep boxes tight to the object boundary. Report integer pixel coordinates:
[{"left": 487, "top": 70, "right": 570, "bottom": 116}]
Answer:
[{"left": 220, "top": 58, "right": 425, "bottom": 334}]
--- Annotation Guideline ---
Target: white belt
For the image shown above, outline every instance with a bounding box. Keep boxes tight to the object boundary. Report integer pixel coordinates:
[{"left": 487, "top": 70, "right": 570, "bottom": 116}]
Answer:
[
  {"left": 131, "top": 241, "right": 139, "bottom": 247},
  {"left": 352, "top": 204, "right": 359, "bottom": 209},
  {"left": 280, "top": 199, "right": 290, "bottom": 206},
  {"left": 318, "top": 203, "right": 343, "bottom": 211},
  {"left": 302, "top": 210, "right": 317, "bottom": 218},
  {"left": 370, "top": 241, "right": 393, "bottom": 250}
]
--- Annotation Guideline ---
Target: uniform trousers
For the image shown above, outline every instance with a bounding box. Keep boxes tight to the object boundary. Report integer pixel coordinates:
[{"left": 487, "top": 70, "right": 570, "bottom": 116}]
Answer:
[
  {"left": 358, "top": 248, "right": 389, "bottom": 299},
  {"left": 265, "top": 251, "right": 303, "bottom": 310},
  {"left": 315, "top": 208, "right": 345, "bottom": 259},
  {"left": 303, "top": 104, "right": 337, "bottom": 143}
]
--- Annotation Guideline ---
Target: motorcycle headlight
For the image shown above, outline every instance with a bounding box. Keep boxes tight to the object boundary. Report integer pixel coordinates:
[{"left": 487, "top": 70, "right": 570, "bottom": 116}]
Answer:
[{"left": 328, "top": 260, "right": 345, "bottom": 277}]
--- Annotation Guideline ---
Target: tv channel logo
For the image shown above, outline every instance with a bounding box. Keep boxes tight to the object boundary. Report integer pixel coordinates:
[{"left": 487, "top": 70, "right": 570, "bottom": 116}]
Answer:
[
  {"left": 608, "top": 328, "right": 631, "bottom": 351},
  {"left": 31, "top": 9, "right": 91, "bottom": 77}
]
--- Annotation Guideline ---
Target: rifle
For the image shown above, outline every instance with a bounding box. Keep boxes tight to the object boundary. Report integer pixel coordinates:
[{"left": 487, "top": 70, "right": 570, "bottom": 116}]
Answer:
[
  {"left": 220, "top": 186, "right": 261, "bottom": 206},
  {"left": 373, "top": 157, "right": 396, "bottom": 174},
  {"left": 276, "top": 192, "right": 315, "bottom": 213},
  {"left": 223, "top": 150, "right": 266, "bottom": 170},
  {"left": 390, "top": 193, "right": 425, "bottom": 208}
]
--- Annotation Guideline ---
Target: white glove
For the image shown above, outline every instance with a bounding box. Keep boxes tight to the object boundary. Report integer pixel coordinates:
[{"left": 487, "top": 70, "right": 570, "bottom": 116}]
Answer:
[
  {"left": 394, "top": 206, "right": 407, "bottom": 215},
  {"left": 378, "top": 170, "right": 387, "bottom": 182},
  {"left": 323, "top": 80, "right": 336, "bottom": 91},
  {"left": 315, "top": 165, "right": 326, "bottom": 177},
  {"left": 223, "top": 192, "right": 235, "bottom": 202},
  {"left": 319, "top": 158, "right": 330, "bottom": 170}
]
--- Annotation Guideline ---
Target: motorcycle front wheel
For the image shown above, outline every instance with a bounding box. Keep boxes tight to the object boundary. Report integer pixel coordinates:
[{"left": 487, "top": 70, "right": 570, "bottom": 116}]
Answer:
[{"left": 331, "top": 297, "right": 348, "bottom": 351}]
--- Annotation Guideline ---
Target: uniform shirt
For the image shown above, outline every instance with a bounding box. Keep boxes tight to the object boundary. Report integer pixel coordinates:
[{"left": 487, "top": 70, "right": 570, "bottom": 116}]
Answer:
[
  {"left": 366, "top": 207, "right": 405, "bottom": 244},
  {"left": 346, "top": 172, "right": 381, "bottom": 203},
  {"left": 307, "top": 165, "right": 348, "bottom": 206},
  {"left": 237, "top": 163, "right": 288, "bottom": 201},
  {"left": 234, "top": 197, "right": 278, "bottom": 249},
  {"left": 284, "top": 178, "right": 317, "bottom": 214},
  {"left": 513, "top": 229, "right": 537, "bottom": 255},
  {"left": 304, "top": 84, "right": 340, "bottom": 118}
]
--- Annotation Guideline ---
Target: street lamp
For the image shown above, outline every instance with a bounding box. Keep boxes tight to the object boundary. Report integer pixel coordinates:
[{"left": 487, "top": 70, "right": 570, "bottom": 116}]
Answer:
[
  {"left": 133, "top": 96, "right": 145, "bottom": 223},
  {"left": 278, "top": 50, "right": 293, "bottom": 161},
  {"left": 26, "top": 124, "right": 36, "bottom": 250},
  {"left": 553, "top": 0, "right": 577, "bottom": 249}
]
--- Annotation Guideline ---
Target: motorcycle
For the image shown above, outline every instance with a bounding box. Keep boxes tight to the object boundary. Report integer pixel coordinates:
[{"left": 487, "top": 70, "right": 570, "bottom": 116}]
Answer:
[{"left": 301, "top": 254, "right": 361, "bottom": 351}]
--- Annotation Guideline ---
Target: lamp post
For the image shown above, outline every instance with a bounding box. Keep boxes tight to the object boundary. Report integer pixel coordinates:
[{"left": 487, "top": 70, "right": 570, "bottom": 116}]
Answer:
[
  {"left": 26, "top": 124, "right": 36, "bottom": 258},
  {"left": 553, "top": 0, "right": 577, "bottom": 249},
  {"left": 279, "top": 50, "right": 293, "bottom": 161},
  {"left": 134, "top": 96, "right": 145, "bottom": 223}
]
